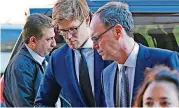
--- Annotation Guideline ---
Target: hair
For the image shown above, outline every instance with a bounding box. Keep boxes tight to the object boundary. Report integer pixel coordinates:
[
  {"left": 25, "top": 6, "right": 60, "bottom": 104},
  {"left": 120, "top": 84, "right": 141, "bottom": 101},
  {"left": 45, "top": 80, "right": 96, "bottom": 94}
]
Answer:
[
  {"left": 52, "top": 0, "right": 90, "bottom": 27},
  {"left": 134, "top": 65, "right": 179, "bottom": 107},
  {"left": 22, "top": 13, "right": 53, "bottom": 44},
  {"left": 95, "top": 2, "right": 134, "bottom": 37}
]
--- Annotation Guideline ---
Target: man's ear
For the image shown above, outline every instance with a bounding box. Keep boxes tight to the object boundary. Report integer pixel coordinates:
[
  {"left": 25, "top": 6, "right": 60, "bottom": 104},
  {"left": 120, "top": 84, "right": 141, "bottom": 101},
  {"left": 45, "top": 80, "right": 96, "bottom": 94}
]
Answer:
[
  {"left": 29, "top": 36, "right": 37, "bottom": 47},
  {"left": 85, "top": 16, "right": 90, "bottom": 26},
  {"left": 114, "top": 24, "right": 123, "bottom": 40}
]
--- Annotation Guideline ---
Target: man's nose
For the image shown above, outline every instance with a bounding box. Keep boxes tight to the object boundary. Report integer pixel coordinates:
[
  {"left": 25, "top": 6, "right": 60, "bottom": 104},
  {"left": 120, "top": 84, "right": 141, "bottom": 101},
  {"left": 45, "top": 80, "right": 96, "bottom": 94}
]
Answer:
[
  {"left": 67, "top": 32, "right": 73, "bottom": 39},
  {"left": 52, "top": 38, "right": 57, "bottom": 47},
  {"left": 153, "top": 103, "right": 160, "bottom": 107},
  {"left": 93, "top": 43, "right": 99, "bottom": 49}
]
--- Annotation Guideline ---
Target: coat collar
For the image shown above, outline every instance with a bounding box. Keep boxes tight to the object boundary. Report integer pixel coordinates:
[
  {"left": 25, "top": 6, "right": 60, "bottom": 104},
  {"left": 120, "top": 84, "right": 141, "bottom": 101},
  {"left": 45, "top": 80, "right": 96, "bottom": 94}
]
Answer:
[
  {"left": 25, "top": 44, "right": 45, "bottom": 65},
  {"left": 65, "top": 48, "right": 86, "bottom": 105},
  {"left": 19, "top": 44, "right": 37, "bottom": 62},
  {"left": 65, "top": 47, "right": 105, "bottom": 106},
  {"left": 19, "top": 44, "right": 45, "bottom": 72},
  {"left": 102, "top": 62, "right": 117, "bottom": 107},
  {"left": 132, "top": 44, "right": 151, "bottom": 105}
]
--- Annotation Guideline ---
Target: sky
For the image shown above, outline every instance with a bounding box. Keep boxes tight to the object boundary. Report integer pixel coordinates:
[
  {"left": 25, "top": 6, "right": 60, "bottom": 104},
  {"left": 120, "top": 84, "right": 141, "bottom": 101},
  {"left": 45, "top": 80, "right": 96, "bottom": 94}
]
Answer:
[{"left": 0, "top": 0, "right": 56, "bottom": 24}]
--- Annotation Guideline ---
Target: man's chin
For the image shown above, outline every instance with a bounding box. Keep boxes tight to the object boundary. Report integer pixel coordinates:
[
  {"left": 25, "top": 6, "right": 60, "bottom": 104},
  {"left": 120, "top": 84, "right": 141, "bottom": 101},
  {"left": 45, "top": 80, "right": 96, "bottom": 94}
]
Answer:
[
  {"left": 69, "top": 44, "right": 79, "bottom": 49},
  {"left": 101, "top": 55, "right": 107, "bottom": 60},
  {"left": 44, "top": 52, "right": 50, "bottom": 56},
  {"left": 102, "top": 55, "right": 111, "bottom": 60}
]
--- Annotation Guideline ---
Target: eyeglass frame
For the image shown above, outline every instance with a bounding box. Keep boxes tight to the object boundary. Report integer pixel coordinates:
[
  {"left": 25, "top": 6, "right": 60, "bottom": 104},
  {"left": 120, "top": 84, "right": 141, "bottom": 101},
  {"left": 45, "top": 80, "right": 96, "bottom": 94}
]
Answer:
[
  {"left": 58, "top": 21, "right": 83, "bottom": 36},
  {"left": 91, "top": 25, "right": 115, "bottom": 44}
]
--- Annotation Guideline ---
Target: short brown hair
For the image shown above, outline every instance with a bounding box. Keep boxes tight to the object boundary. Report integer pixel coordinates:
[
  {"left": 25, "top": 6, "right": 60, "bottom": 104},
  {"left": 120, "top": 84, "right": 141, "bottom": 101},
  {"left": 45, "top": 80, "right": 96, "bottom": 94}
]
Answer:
[
  {"left": 52, "top": 0, "right": 90, "bottom": 26},
  {"left": 22, "top": 13, "right": 53, "bottom": 44},
  {"left": 133, "top": 65, "right": 179, "bottom": 107}
]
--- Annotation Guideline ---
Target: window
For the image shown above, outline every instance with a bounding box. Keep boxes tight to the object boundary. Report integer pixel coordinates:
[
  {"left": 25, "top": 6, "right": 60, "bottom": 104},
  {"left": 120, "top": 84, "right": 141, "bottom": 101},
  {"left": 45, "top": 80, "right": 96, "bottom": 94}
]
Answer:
[{"left": 133, "top": 13, "right": 179, "bottom": 52}]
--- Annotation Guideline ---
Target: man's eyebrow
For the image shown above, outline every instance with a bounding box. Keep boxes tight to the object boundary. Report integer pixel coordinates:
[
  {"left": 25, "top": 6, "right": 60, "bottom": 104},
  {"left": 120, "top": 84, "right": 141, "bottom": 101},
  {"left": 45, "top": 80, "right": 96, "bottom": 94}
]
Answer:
[{"left": 160, "top": 97, "right": 168, "bottom": 100}]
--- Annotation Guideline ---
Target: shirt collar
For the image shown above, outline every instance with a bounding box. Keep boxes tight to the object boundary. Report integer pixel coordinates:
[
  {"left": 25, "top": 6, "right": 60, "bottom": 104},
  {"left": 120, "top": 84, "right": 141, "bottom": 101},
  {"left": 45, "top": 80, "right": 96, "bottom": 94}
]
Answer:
[
  {"left": 124, "top": 43, "right": 139, "bottom": 67},
  {"left": 25, "top": 44, "right": 45, "bottom": 65},
  {"left": 82, "top": 38, "right": 93, "bottom": 48},
  {"left": 118, "top": 43, "right": 139, "bottom": 68}
]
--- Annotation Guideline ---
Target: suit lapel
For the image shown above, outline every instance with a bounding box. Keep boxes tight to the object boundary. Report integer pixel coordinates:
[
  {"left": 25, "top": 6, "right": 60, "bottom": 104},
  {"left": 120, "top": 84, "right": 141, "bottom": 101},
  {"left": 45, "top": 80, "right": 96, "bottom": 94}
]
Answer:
[
  {"left": 65, "top": 49, "right": 85, "bottom": 105},
  {"left": 105, "top": 62, "right": 117, "bottom": 107},
  {"left": 93, "top": 50, "right": 104, "bottom": 106},
  {"left": 110, "top": 63, "right": 118, "bottom": 106},
  {"left": 132, "top": 44, "right": 150, "bottom": 105}
]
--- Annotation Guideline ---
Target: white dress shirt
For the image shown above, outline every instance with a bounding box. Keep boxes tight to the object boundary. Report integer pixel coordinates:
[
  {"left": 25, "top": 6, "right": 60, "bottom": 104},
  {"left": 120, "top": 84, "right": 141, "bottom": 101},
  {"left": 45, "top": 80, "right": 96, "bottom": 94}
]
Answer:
[
  {"left": 25, "top": 44, "right": 47, "bottom": 66},
  {"left": 74, "top": 38, "right": 95, "bottom": 95}
]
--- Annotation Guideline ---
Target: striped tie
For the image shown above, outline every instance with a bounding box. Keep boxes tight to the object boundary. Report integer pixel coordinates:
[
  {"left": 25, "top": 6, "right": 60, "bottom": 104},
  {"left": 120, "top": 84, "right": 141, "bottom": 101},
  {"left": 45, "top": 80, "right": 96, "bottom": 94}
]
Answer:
[{"left": 120, "top": 66, "right": 130, "bottom": 107}]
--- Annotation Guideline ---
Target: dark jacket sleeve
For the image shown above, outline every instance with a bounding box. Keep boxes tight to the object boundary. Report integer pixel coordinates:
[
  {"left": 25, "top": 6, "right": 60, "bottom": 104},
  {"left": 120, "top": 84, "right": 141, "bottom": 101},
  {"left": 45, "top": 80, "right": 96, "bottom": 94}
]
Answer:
[
  {"left": 34, "top": 54, "right": 61, "bottom": 107},
  {"left": 6, "top": 59, "right": 36, "bottom": 107}
]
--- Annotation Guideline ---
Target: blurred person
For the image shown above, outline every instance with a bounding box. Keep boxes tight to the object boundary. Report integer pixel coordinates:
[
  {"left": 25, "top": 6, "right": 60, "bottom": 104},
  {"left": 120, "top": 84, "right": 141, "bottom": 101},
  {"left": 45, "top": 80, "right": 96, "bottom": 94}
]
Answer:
[
  {"left": 34, "top": 0, "right": 111, "bottom": 107},
  {"left": 90, "top": 1, "right": 179, "bottom": 107},
  {"left": 3, "top": 13, "right": 56, "bottom": 107},
  {"left": 0, "top": 75, "right": 5, "bottom": 107},
  {"left": 134, "top": 65, "right": 179, "bottom": 107}
]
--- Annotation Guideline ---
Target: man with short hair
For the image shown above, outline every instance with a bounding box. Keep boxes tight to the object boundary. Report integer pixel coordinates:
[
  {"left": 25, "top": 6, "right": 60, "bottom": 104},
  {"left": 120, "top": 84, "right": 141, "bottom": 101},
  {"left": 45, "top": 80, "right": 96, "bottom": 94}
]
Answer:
[
  {"left": 34, "top": 0, "right": 111, "bottom": 107},
  {"left": 3, "top": 13, "right": 56, "bottom": 107},
  {"left": 90, "top": 1, "right": 179, "bottom": 107}
]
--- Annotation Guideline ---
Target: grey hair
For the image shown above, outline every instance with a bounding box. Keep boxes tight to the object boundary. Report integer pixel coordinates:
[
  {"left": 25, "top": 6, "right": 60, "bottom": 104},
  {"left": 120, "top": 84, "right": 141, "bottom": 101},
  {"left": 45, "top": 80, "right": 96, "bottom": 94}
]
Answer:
[{"left": 95, "top": 2, "right": 134, "bottom": 37}]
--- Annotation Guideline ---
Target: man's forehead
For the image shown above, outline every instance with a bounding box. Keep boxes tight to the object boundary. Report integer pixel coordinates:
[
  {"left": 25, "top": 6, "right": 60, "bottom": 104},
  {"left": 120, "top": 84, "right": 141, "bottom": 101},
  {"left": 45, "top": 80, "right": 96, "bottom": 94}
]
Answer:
[
  {"left": 91, "top": 15, "right": 99, "bottom": 25},
  {"left": 42, "top": 27, "right": 54, "bottom": 33},
  {"left": 42, "top": 28, "right": 55, "bottom": 37},
  {"left": 90, "top": 15, "right": 104, "bottom": 28},
  {"left": 90, "top": 16, "right": 106, "bottom": 33},
  {"left": 58, "top": 19, "right": 81, "bottom": 29}
]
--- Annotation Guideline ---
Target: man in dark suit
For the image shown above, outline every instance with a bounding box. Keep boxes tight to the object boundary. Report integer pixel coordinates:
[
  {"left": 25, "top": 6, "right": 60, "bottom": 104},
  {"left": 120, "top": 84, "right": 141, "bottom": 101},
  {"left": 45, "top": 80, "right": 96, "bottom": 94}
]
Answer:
[
  {"left": 90, "top": 1, "right": 179, "bottom": 107},
  {"left": 3, "top": 14, "right": 56, "bottom": 107},
  {"left": 34, "top": 0, "right": 111, "bottom": 107}
]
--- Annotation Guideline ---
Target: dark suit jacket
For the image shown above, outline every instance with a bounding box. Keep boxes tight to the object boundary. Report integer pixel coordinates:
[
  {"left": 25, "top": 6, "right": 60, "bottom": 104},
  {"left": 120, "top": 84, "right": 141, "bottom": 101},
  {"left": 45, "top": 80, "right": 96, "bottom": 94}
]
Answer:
[
  {"left": 102, "top": 44, "right": 179, "bottom": 107},
  {"left": 34, "top": 44, "right": 112, "bottom": 107},
  {"left": 3, "top": 44, "right": 45, "bottom": 107}
]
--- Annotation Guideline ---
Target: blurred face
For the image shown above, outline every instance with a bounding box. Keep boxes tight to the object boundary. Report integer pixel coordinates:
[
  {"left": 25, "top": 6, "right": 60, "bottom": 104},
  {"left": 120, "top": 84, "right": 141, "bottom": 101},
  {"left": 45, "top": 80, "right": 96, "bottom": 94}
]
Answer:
[
  {"left": 58, "top": 19, "right": 90, "bottom": 49},
  {"left": 90, "top": 15, "right": 118, "bottom": 60},
  {"left": 35, "top": 27, "right": 56, "bottom": 57},
  {"left": 143, "top": 81, "right": 179, "bottom": 108}
]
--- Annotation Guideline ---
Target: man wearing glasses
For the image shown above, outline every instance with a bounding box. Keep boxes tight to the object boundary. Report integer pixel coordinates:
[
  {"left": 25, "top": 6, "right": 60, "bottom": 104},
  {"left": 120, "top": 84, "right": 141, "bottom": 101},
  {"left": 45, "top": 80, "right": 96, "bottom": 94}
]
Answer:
[
  {"left": 34, "top": 0, "right": 111, "bottom": 107},
  {"left": 90, "top": 1, "right": 179, "bottom": 107}
]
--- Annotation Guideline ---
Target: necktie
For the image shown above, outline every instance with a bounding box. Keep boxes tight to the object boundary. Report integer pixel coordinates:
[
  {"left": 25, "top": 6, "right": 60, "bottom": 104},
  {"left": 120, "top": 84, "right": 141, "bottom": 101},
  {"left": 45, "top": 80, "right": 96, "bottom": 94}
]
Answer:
[
  {"left": 78, "top": 49, "right": 95, "bottom": 106},
  {"left": 115, "top": 67, "right": 120, "bottom": 107},
  {"left": 120, "top": 66, "right": 130, "bottom": 107},
  {"left": 42, "top": 59, "right": 47, "bottom": 71}
]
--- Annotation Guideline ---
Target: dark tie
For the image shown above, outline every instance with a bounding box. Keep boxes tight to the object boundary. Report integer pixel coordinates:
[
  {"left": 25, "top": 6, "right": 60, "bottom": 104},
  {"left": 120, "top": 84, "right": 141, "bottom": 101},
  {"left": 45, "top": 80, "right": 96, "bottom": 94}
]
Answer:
[
  {"left": 120, "top": 66, "right": 130, "bottom": 107},
  {"left": 42, "top": 59, "right": 47, "bottom": 71},
  {"left": 115, "top": 67, "right": 120, "bottom": 107},
  {"left": 78, "top": 49, "right": 95, "bottom": 106}
]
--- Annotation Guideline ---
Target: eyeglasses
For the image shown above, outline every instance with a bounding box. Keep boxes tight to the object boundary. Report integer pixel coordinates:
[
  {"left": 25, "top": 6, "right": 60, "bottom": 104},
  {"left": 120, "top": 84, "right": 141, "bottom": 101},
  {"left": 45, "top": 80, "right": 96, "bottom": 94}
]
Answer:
[
  {"left": 58, "top": 22, "right": 83, "bottom": 36},
  {"left": 91, "top": 25, "right": 115, "bottom": 44}
]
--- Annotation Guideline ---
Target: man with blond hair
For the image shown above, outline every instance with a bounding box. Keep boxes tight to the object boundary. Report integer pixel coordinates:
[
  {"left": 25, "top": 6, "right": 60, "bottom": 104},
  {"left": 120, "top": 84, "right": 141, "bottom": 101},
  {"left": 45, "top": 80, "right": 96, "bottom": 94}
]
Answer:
[{"left": 34, "top": 0, "right": 111, "bottom": 107}]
